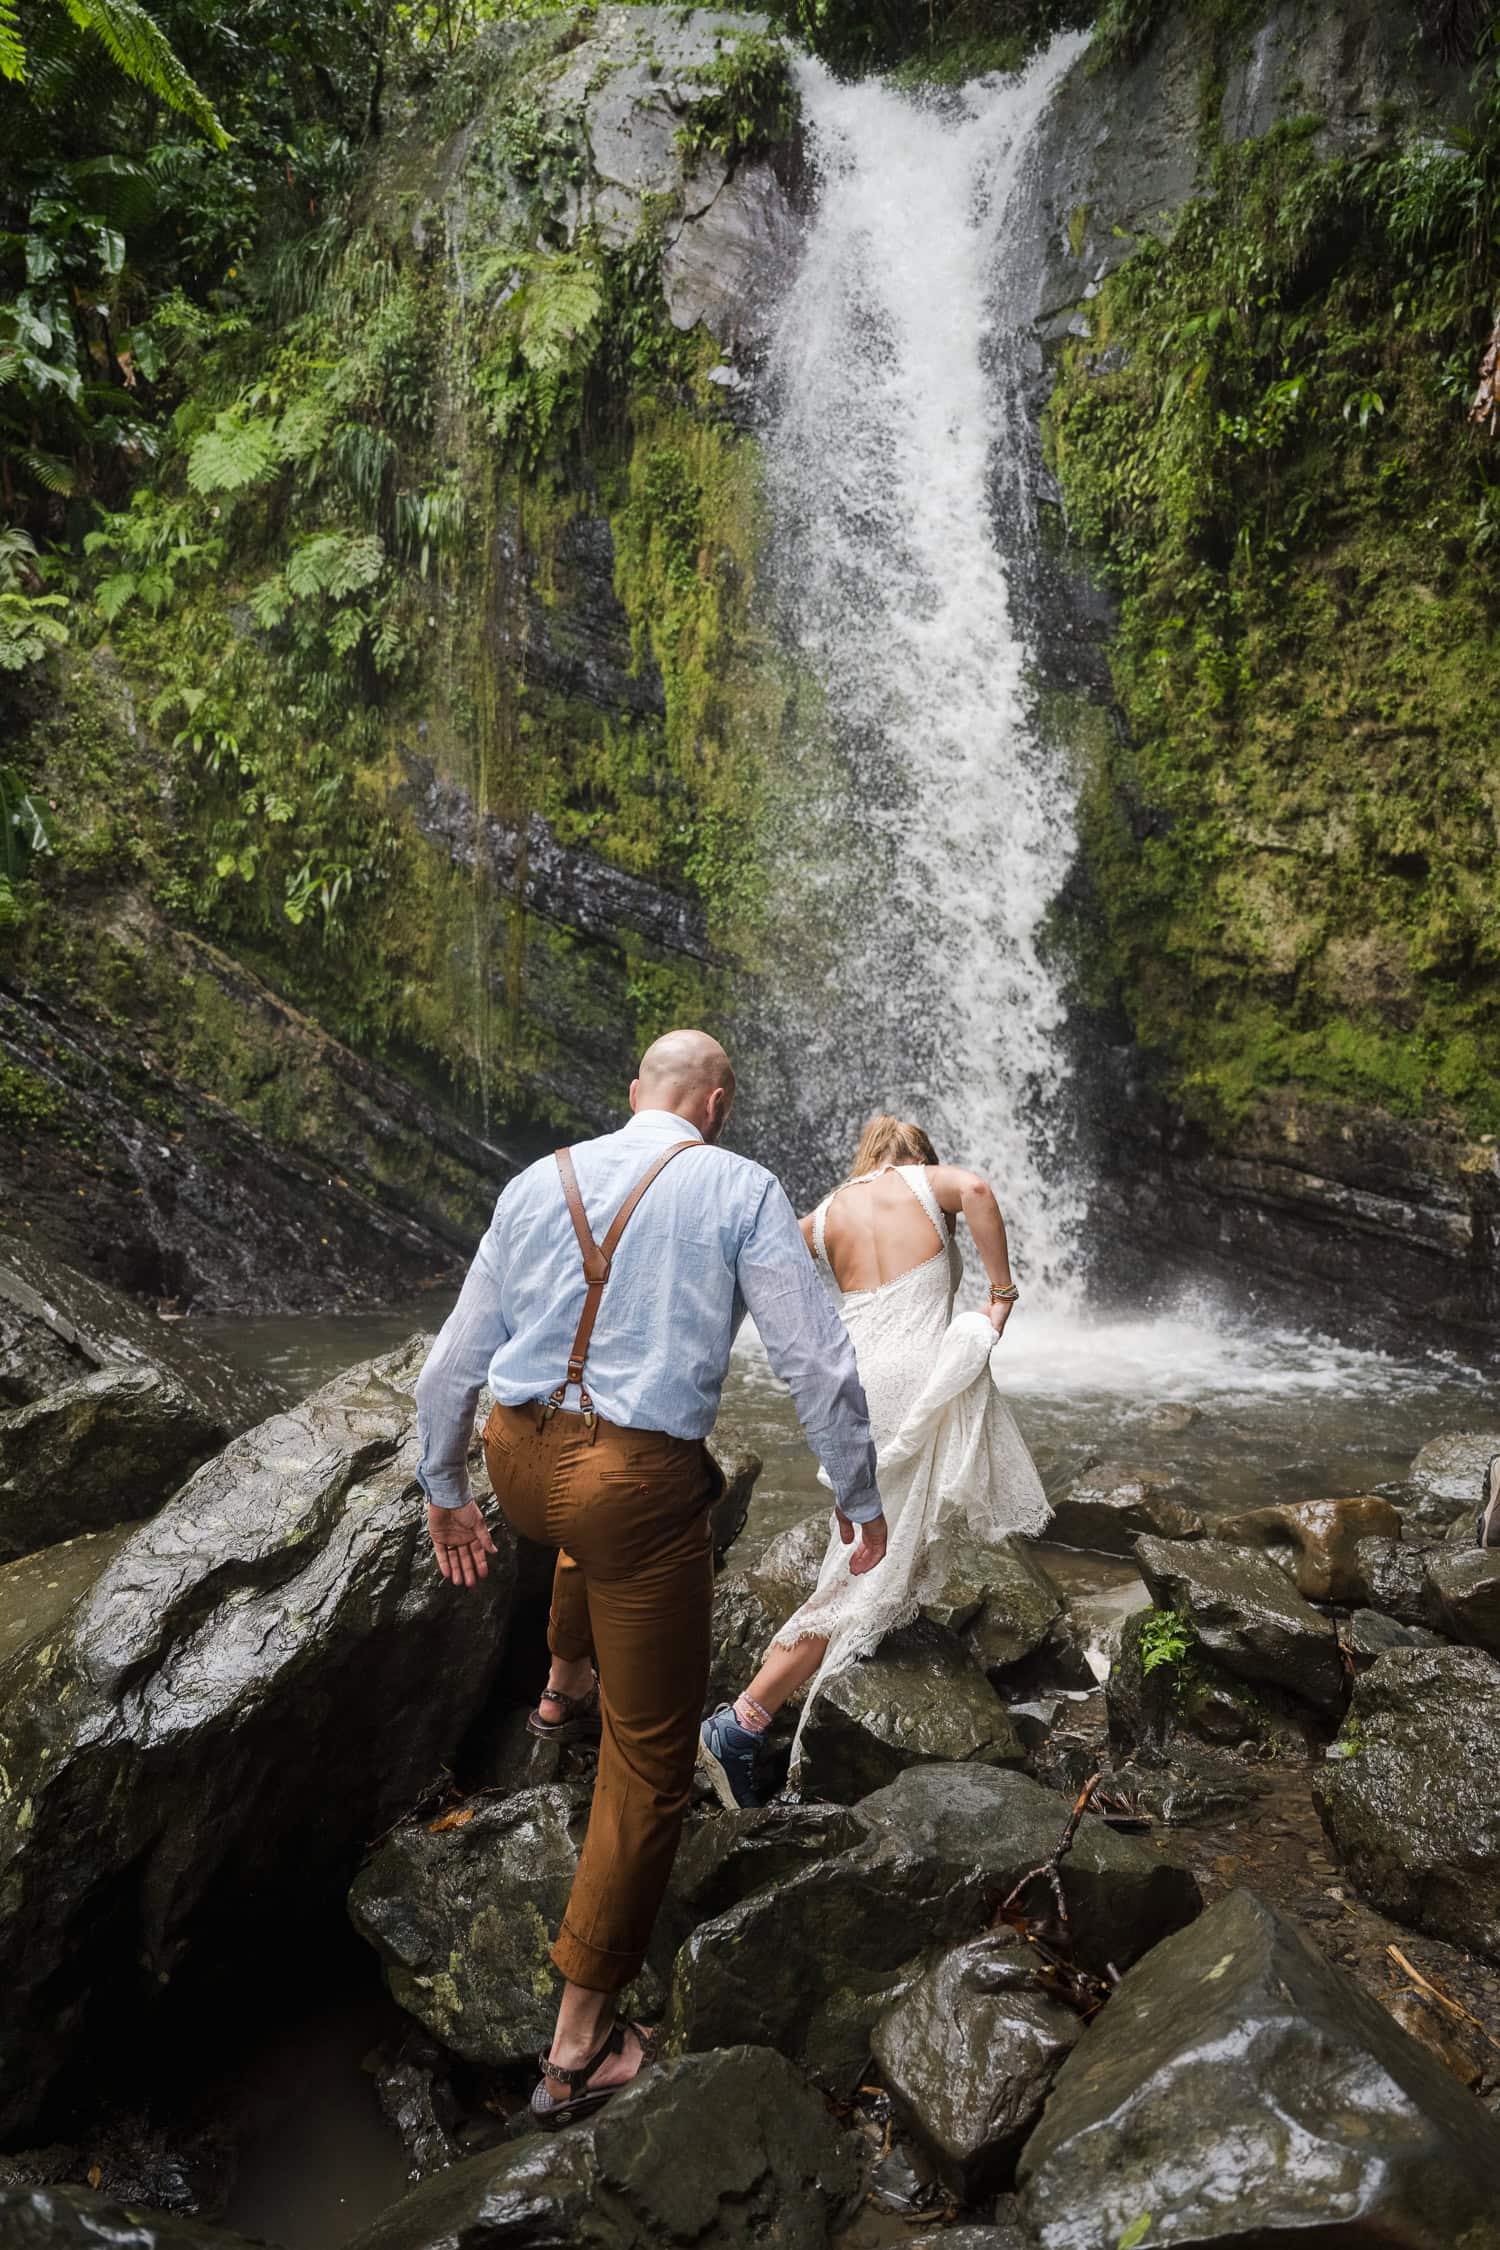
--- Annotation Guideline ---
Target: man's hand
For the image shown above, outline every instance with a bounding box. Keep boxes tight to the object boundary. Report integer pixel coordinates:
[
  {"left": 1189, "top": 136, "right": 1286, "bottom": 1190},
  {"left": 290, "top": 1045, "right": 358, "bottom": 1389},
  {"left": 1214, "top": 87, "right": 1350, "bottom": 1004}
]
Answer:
[
  {"left": 836, "top": 1506, "right": 888, "bottom": 1575},
  {"left": 427, "top": 1499, "right": 498, "bottom": 1589}
]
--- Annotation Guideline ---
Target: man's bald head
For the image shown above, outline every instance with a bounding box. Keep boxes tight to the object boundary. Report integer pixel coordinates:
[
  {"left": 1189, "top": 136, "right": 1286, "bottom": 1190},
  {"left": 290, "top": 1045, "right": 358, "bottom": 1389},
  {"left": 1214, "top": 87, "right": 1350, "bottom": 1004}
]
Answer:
[{"left": 631, "top": 1029, "right": 736, "bottom": 1142}]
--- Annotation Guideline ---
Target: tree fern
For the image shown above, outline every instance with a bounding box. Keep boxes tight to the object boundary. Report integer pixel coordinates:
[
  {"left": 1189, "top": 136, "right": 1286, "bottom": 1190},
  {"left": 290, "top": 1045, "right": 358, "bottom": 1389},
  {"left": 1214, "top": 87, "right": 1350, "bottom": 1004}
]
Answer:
[{"left": 57, "top": 0, "right": 227, "bottom": 147}]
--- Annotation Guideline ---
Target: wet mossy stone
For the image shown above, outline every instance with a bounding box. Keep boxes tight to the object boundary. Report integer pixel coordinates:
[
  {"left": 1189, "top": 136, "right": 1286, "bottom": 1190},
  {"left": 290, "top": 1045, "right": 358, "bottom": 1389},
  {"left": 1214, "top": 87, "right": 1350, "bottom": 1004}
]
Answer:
[
  {"left": 0, "top": 1343, "right": 514, "bottom": 2142},
  {"left": 0, "top": 1364, "right": 220, "bottom": 1565},
  {"left": 1314, "top": 1644, "right": 1500, "bottom": 1965},
  {"left": 1017, "top": 1888, "right": 1500, "bottom": 2248},
  {"left": 344, "top": 2045, "right": 861, "bottom": 2250},
  {"left": 349, "top": 1783, "right": 665, "bottom": 2069},
  {"left": 654, "top": 1800, "right": 863, "bottom": 1968},
  {"left": 1134, "top": 1533, "right": 1346, "bottom": 1717},
  {"left": 1048, "top": 1463, "right": 1205, "bottom": 1557},
  {"left": 0, "top": 2188, "right": 261, "bottom": 2247},
  {"left": 1107, "top": 1608, "right": 1293, "bottom": 1763},
  {"left": 871, "top": 1930, "right": 1083, "bottom": 2200},
  {"left": 797, "top": 1618, "right": 1027, "bottom": 1804},
  {"left": 668, "top": 1764, "right": 1199, "bottom": 2090}
]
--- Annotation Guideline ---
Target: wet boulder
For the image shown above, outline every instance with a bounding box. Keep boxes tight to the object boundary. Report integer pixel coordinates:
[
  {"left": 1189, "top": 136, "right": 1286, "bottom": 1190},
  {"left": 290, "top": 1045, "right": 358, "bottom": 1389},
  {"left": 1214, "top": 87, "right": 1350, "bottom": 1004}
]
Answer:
[
  {"left": 344, "top": 2045, "right": 861, "bottom": 2250},
  {"left": 1047, "top": 1462, "right": 1204, "bottom": 1556},
  {"left": 1017, "top": 1887, "right": 1500, "bottom": 2246},
  {"left": 669, "top": 1763, "right": 1199, "bottom": 2088},
  {"left": 1108, "top": 1608, "right": 1300, "bottom": 1760},
  {"left": 918, "top": 1531, "right": 1064, "bottom": 1680},
  {"left": 1313, "top": 1644, "right": 1500, "bottom": 1963},
  {"left": 1352, "top": 1535, "right": 1443, "bottom": 1627},
  {"left": 0, "top": 1343, "right": 514, "bottom": 2140},
  {"left": 0, "top": 2189, "right": 259, "bottom": 2247},
  {"left": 1216, "top": 1494, "right": 1402, "bottom": 1604},
  {"left": 752, "top": 1514, "right": 828, "bottom": 1607},
  {"left": 1340, "top": 1608, "right": 1443, "bottom": 1668},
  {"left": 1405, "top": 1430, "right": 1500, "bottom": 1534},
  {"left": 871, "top": 1931, "right": 1083, "bottom": 2198},
  {"left": 1425, "top": 1546, "right": 1500, "bottom": 1655},
  {"left": 0, "top": 1236, "right": 269, "bottom": 1432},
  {"left": 350, "top": 1784, "right": 664, "bottom": 2068},
  {"left": 707, "top": 1427, "right": 761, "bottom": 1566},
  {"left": 1134, "top": 1533, "right": 1346, "bottom": 1717},
  {"left": 797, "top": 1619, "right": 1026, "bottom": 1802},
  {"left": 0, "top": 1364, "right": 220, "bottom": 1564},
  {"left": 656, "top": 1802, "right": 864, "bottom": 1968}
]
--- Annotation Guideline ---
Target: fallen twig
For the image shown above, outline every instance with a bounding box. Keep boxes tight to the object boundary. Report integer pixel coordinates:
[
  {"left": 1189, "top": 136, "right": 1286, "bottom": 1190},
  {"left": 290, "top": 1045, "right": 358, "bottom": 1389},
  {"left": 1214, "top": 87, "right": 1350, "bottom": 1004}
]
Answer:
[
  {"left": 998, "top": 1771, "right": 1103, "bottom": 1946},
  {"left": 1387, "top": 1945, "right": 1500, "bottom": 2057}
]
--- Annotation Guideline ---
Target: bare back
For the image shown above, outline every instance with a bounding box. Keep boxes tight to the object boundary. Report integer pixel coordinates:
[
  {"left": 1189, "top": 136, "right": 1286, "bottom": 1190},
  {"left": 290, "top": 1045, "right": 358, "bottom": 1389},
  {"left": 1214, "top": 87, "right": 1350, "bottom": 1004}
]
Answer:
[{"left": 813, "top": 1166, "right": 952, "bottom": 1294}]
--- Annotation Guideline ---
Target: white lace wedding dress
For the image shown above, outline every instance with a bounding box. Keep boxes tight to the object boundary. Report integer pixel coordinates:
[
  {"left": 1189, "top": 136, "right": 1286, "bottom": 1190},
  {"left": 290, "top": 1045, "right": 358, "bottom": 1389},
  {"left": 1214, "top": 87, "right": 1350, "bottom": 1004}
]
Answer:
[{"left": 772, "top": 1163, "right": 1051, "bottom": 1779}]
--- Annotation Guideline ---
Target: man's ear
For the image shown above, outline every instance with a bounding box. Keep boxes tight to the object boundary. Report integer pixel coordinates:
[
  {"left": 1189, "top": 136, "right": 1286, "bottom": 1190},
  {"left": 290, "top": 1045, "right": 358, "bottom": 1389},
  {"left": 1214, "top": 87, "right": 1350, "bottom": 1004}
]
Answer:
[
  {"left": 628, "top": 1078, "right": 641, "bottom": 1114},
  {"left": 706, "top": 1084, "right": 729, "bottom": 1136}
]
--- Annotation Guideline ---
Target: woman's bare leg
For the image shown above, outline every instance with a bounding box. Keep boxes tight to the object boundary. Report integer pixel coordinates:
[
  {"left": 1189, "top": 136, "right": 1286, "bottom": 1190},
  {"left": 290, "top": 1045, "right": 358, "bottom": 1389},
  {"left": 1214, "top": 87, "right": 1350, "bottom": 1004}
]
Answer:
[{"left": 744, "top": 1633, "right": 826, "bottom": 1719}]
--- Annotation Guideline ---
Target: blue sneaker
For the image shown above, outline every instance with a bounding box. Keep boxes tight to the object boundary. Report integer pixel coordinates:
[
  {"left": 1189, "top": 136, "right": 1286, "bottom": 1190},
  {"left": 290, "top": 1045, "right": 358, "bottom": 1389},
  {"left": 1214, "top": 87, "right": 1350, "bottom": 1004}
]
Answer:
[{"left": 697, "top": 1705, "right": 765, "bottom": 1810}]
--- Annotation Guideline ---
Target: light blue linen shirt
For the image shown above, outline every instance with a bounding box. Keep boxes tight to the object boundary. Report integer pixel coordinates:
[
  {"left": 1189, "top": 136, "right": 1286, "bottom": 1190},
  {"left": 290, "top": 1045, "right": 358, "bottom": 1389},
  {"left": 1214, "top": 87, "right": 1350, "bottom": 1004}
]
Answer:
[{"left": 415, "top": 1107, "right": 882, "bottom": 1520}]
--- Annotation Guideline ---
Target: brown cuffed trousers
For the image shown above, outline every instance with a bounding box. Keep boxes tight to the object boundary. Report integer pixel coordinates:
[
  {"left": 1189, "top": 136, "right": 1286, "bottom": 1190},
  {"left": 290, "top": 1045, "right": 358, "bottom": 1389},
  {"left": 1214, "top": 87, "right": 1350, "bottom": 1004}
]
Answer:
[{"left": 482, "top": 1399, "right": 719, "bottom": 1993}]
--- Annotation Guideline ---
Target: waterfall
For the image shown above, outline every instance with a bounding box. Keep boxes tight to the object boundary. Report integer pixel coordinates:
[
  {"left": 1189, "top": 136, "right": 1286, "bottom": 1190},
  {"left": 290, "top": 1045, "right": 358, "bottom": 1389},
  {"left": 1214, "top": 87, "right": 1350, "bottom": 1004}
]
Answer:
[{"left": 750, "top": 36, "right": 1091, "bottom": 1303}]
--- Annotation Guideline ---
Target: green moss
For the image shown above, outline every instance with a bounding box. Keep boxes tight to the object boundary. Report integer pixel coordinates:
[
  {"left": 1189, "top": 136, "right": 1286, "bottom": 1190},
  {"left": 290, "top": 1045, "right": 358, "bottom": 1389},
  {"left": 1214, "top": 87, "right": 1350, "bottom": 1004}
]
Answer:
[
  {"left": 1048, "top": 104, "right": 1500, "bottom": 1140},
  {"left": 0, "top": 1061, "right": 68, "bottom": 1138}
]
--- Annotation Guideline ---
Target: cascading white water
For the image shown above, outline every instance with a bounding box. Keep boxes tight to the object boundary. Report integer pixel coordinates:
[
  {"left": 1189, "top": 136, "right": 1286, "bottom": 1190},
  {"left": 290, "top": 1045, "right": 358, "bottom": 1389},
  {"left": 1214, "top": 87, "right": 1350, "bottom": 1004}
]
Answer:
[{"left": 754, "top": 36, "right": 1090, "bottom": 1301}]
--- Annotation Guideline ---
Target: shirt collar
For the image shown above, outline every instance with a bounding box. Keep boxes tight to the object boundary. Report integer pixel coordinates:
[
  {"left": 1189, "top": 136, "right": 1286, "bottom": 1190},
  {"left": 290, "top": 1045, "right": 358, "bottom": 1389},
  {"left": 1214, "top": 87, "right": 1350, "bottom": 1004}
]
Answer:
[{"left": 623, "top": 1107, "right": 704, "bottom": 1143}]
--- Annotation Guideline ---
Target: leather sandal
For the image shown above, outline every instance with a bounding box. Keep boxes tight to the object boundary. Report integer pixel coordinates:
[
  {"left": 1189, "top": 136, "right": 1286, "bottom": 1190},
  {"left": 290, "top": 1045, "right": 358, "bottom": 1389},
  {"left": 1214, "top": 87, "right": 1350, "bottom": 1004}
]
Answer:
[
  {"left": 529, "top": 2019, "right": 660, "bottom": 2129},
  {"left": 527, "top": 1671, "right": 601, "bottom": 1742}
]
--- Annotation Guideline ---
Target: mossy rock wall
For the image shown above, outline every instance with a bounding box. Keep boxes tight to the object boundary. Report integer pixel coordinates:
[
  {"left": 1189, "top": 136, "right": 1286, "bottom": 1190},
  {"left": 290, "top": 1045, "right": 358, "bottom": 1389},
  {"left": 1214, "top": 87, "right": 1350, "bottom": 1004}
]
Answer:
[
  {"left": 0, "top": 7, "right": 803, "bottom": 1304},
  {"left": 1015, "top": 0, "right": 1500, "bottom": 1327}
]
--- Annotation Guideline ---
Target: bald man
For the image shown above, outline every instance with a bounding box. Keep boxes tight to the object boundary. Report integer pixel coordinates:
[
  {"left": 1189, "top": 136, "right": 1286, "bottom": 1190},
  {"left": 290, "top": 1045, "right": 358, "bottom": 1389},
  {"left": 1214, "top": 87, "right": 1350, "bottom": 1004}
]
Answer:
[{"left": 414, "top": 1029, "right": 883, "bottom": 2125}]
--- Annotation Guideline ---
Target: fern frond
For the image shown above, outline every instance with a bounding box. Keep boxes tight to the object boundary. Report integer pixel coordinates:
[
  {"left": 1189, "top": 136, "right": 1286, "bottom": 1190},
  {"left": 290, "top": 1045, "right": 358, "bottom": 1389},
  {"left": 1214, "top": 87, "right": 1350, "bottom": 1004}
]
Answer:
[
  {"left": 0, "top": 0, "right": 26, "bottom": 80},
  {"left": 187, "top": 410, "right": 281, "bottom": 497},
  {"left": 55, "top": 0, "right": 227, "bottom": 146}
]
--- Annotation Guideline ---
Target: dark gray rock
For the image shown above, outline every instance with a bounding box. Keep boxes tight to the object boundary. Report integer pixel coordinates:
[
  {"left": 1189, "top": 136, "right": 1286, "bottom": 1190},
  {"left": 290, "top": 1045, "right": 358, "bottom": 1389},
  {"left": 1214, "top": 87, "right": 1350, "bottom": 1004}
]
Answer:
[
  {"left": 344, "top": 2045, "right": 861, "bottom": 2250},
  {"left": 0, "top": 1238, "right": 267, "bottom": 1432},
  {"left": 1341, "top": 1608, "right": 1443, "bottom": 1667},
  {"left": 0, "top": 2189, "right": 258, "bottom": 2247},
  {"left": 1354, "top": 1534, "right": 1444, "bottom": 1627},
  {"left": 0, "top": 1343, "right": 513, "bottom": 2140},
  {"left": 1017, "top": 1887, "right": 1500, "bottom": 2247},
  {"left": 669, "top": 1763, "right": 1199, "bottom": 2088},
  {"left": 1134, "top": 1533, "right": 1346, "bottom": 1716},
  {"left": 907, "top": 2230, "right": 1028, "bottom": 2250},
  {"left": 349, "top": 1784, "right": 664, "bottom": 2068},
  {"left": 1047, "top": 1463, "right": 1204, "bottom": 1556},
  {"left": 1407, "top": 1431, "right": 1500, "bottom": 1528},
  {"left": 707, "top": 1427, "right": 761, "bottom": 1565},
  {"left": 920, "top": 1531, "right": 1064, "bottom": 1680},
  {"left": 1217, "top": 1494, "right": 1403, "bottom": 1604},
  {"left": 0, "top": 1365, "right": 219, "bottom": 1564},
  {"left": 1426, "top": 1546, "right": 1500, "bottom": 1656},
  {"left": 1314, "top": 1644, "right": 1500, "bottom": 1964},
  {"left": 797, "top": 1619, "right": 1027, "bottom": 1803},
  {"left": 752, "top": 1514, "right": 827, "bottom": 1607},
  {"left": 656, "top": 1801, "right": 863, "bottom": 1967},
  {"left": 1108, "top": 1606, "right": 1300, "bottom": 1762},
  {"left": 871, "top": 1931, "right": 1083, "bottom": 2199}
]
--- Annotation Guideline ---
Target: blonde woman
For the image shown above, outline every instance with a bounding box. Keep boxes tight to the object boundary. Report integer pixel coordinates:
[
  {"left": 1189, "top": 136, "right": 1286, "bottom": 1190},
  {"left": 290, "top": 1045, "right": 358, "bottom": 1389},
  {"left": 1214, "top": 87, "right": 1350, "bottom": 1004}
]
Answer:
[{"left": 699, "top": 1115, "right": 1051, "bottom": 1807}]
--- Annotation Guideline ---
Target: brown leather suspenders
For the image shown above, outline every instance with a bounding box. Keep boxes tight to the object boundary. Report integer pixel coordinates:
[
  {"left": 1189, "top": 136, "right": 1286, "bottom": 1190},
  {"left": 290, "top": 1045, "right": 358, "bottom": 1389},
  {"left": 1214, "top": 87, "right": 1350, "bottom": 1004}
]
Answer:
[{"left": 543, "top": 1139, "right": 700, "bottom": 1429}]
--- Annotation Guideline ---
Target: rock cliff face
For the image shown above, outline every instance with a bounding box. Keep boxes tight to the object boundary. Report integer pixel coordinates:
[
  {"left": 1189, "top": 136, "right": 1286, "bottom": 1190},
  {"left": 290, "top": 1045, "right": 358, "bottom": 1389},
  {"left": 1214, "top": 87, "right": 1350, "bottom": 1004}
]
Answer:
[{"left": 1009, "top": 0, "right": 1499, "bottom": 1333}]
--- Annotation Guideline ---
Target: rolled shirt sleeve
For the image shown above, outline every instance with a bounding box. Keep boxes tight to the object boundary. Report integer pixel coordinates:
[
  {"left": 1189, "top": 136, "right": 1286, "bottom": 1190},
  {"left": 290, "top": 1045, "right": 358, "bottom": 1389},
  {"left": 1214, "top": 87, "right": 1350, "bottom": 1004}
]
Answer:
[
  {"left": 415, "top": 1197, "right": 513, "bottom": 1508},
  {"left": 736, "top": 1177, "right": 882, "bottom": 1520}
]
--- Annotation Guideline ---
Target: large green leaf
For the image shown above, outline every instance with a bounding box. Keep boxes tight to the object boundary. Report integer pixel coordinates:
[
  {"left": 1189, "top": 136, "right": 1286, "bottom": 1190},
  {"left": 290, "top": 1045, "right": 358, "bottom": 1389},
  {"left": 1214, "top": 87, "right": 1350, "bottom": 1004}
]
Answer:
[{"left": 55, "top": 0, "right": 227, "bottom": 147}]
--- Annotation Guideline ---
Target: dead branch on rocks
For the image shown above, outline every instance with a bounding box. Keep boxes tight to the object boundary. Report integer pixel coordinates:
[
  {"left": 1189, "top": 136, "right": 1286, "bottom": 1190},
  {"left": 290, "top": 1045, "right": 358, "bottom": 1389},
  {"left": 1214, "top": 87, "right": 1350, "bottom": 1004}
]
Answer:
[
  {"left": 1387, "top": 1945, "right": 1500, "bottom": 2058},
  {"left": 1471, "top": 312, "right": 1500, "bottom": 435},
  {"left": 993, "top": 1772, "right": 1115, "bottom": 2017}
]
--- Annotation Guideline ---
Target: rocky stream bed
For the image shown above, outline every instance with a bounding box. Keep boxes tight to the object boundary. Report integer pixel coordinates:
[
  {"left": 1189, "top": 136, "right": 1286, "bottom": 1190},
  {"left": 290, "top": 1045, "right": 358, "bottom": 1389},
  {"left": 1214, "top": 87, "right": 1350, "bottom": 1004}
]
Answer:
[{"left": 3, "top": 1239, "right": 1500, "bottom": 2248}]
